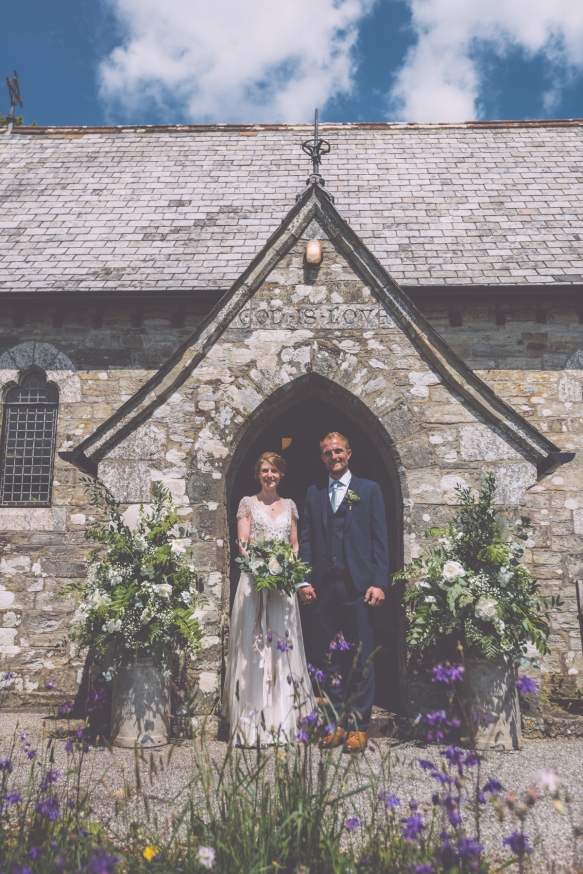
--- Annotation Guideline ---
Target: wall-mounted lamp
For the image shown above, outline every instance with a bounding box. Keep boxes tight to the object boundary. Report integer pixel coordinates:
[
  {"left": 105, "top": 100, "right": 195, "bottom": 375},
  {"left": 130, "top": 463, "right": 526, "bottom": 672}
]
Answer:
[{"left": 305, "top": 240, "right": 323, "bottom": 265}]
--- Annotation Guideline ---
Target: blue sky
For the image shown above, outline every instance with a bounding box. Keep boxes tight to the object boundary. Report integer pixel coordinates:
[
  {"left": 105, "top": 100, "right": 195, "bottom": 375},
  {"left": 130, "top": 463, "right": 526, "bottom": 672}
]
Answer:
[{"left": 3, "top": 0, "right": 583, "bottom": 127}]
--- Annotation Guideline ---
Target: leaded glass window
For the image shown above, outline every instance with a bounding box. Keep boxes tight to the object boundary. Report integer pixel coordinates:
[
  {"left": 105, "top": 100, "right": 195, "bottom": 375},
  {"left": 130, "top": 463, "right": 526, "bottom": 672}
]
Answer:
[{"left": 0, "top": 373, "right": 59, "bottom": 506}]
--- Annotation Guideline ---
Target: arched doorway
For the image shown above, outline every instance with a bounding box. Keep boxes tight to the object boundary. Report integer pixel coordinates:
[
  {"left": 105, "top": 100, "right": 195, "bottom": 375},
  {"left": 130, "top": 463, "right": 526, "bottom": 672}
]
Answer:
[{"left": 227, "top": 386, "right": 404, "bottom": 712}]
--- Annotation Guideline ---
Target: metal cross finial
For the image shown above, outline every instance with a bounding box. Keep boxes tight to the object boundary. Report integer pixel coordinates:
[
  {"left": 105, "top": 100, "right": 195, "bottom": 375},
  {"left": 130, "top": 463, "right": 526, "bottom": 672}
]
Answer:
[
  {"left": 5, "top": 71, "right": 22, "bottom": 135},
  {"left": 301, "top": 108, "right": 331, "bottom": 182}
]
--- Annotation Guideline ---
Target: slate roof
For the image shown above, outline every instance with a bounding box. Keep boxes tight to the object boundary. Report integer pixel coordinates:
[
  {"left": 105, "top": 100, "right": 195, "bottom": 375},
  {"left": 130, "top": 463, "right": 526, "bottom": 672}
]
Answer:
[{"left": 1, "top": 121, "right": 583, "bottom": 293}]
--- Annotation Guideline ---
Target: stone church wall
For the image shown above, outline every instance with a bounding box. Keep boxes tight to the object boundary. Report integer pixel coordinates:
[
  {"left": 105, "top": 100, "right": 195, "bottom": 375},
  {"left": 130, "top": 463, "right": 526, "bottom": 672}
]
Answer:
[{"left": 1, "top": 268, "right": 582, "bottom": 709}]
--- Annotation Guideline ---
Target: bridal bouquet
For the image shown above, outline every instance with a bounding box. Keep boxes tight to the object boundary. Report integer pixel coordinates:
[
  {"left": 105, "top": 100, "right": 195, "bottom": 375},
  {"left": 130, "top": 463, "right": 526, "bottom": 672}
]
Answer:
[
  {"left": 236, "top": 539, "right": 311, "bottom": 597},
  {"left": 393, "top": 472, "right": 561, "bottom": 663}
]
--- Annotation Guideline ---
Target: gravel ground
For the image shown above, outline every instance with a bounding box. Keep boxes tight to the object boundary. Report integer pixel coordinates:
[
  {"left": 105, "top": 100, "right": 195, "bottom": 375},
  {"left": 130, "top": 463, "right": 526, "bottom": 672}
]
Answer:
[{"left": 2, "top": 711, "right": 582, "bottom": 872}]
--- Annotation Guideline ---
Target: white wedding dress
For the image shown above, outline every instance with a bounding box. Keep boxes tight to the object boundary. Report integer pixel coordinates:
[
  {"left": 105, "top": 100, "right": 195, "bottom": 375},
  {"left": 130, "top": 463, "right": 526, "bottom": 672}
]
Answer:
[{"left": 222, "top": 496, "right": 315, "bottom": 745}]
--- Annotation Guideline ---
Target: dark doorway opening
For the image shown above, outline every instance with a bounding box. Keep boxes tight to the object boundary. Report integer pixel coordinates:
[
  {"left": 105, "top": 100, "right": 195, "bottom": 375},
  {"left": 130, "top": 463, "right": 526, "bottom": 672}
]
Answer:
[{"left": 229, "top": 395, "right": 402, "bottom": 712}]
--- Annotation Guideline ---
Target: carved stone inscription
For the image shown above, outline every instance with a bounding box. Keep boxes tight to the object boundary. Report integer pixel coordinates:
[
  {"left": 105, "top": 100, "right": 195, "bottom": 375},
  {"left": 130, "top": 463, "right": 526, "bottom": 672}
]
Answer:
[{"left": 233, "top": 303, "right": 396, "bottom": 330}]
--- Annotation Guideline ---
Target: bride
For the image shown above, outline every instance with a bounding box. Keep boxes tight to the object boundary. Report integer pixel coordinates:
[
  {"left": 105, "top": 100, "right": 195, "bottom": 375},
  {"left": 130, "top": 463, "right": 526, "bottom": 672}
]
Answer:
[{"left": 222, "top": 451, "right": 315, "bottom": 746}]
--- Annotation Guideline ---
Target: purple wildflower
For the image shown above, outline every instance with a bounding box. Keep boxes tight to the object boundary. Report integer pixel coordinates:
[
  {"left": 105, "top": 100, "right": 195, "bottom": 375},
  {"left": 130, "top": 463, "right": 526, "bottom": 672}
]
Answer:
[
  {"left": 305, "top": 710, "right": 318, "bottom": 725},
  {"left": 276, "top": 637, "right": 293, "bottom": 652},
  {"left": 65, "top": 740, "right": 74, "bottom": 754},
  {"left": 11, "top": 866, "right": 32, "bottom": 874},
  {"left": 2, "top": 672, "right": 15, "bottom": 680},
  {"left": 324, "top": 723, "right": 336, "bottom": 735},
  {"left": 58, "top": 700, "right": 74, "bottom": 715},
  {"left": 442, "top": 746, "right": 464, "bottom": 767},
  {"left": 411, "top": 865, "right": 434, "bottom": 874},
  {"left": 86, "top": 688, "right": 106, "bottom": 713},
  {"left": 464, "top": 751, "right": 480, "bottom": 768},
  {"left": 329, "top": 632, "right": 352, "bottom": 652},
  {"left": 503, "top": 832, "right": 533, "bottom": 856},
  {"left": 45, "top": 679, "right": 56, "bottom": 690},
  {"left": 516, "top": 676, "right": 537, "bottom": 694},
  {"left": 3, "top": 792, "right": 23, "bottom": 804},
  {"left": 307, "top": 664, "right": 327, "bottom": 683},
  {"left": 35, "top": 796, "right": 60, "bottom": 820},
  {"left": 448, "top": 809, "right": 462, "bottom": 826},
  {"left": 26, "top": 749, "right": 36, "bottom": 760},
  {"left": 345, "top": 816, "right": 361, "bottom": 832},
  {"left": 384, "top": 794, "right": 401, "bottom": 809},
  {"left": 431, "top": 773, "right": 452, "bottom": 785},
  {"left": 296, "top": 729, "right": 309, "bottom": 742},
  {"left": 483, "top": 778, "right": 505, "bottom": 794},
  {"left": 458, "top": 836, "right": 484, "bottom": 859},
  {"left": 87, "top": 848, "right": 121, "bottom": 874},
  {"left": 418, "top": 759, "right": 437, "bottom": 771},
  {"left": 432, "top": 663, "right": 464, "bottom": 684},
  {"left": 28, "top": 848, "right": 43, "bottom": 860},
  {"left": 18, "top": 733, "right": 27, "bottom": 741},
  {"left": 40, "top": 770, "right": 60, "bottom": 791},
  {"left": 401, "top": 813, "right": 425, "bottom": 842},
  {"left": 330, "top": 673, "right": 342, "bottom": 688},
  {"left": 0, "top": 759, "right": 13, "bottom": 774},
  {"left": 409, "top": 800, "right": 419, "bottom": 810}
]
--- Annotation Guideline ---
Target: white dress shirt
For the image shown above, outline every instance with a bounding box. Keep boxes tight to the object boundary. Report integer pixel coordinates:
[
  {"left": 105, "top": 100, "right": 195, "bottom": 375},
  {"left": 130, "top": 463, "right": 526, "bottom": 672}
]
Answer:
[{"left": 328, "top": 470, "right": 352, "bottom": 511}]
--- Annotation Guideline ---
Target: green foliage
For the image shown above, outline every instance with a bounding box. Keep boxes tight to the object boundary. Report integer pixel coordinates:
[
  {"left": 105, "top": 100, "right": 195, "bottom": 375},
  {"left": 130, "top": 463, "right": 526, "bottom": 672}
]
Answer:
[
  {"left": 393, "top": 472, "right": 562, "bottom": 662},
  {"left": 236, "top": 538, "right": 311, "bottom": 596},
  {"left": 61, "top": 480, "right": 205, "bottom": 677},
  {"left": 0, "top": 116, "right": 36, "bottom": 126}
]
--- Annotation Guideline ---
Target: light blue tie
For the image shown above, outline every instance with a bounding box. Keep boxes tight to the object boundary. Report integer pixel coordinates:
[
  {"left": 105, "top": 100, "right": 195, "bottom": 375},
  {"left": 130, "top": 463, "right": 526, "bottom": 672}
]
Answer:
[{"left": 330, "top": 481, "right": 341, "bottom": 513}]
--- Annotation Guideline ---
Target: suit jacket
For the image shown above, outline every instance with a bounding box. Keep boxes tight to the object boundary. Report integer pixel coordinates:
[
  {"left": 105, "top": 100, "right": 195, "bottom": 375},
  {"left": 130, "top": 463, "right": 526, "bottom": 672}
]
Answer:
[{"left": 298, "top": 475, "right": 389, "bottom": 593}]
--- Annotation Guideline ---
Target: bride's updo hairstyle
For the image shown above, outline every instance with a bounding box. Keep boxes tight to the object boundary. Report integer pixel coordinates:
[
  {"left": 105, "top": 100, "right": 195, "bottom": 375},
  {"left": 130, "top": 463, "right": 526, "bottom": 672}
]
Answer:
[{"left": 254, "top": 451, "right": 286, "bottom": 481}]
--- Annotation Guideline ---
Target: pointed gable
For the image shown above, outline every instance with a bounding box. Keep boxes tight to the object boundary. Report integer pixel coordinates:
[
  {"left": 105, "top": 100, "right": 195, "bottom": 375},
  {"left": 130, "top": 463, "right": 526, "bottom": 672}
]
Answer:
[{"left": 60, "top": 182, "right": 566, "bottom": 490}]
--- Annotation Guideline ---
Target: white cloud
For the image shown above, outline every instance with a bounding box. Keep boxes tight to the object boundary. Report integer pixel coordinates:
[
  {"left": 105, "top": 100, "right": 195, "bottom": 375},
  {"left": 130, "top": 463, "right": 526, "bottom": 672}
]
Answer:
[
  {"left": 99, "top": 0, "right": 375, "bottom": 123},
  {"left": 389, "top": 0, "right": 583, "bottom": 121}
]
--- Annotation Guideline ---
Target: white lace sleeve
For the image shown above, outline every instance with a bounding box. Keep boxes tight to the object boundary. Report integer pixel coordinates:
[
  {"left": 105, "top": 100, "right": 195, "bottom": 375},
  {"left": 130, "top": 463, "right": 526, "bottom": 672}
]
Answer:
[
  {"left": 289, "top": 499, "right": 299, "bottom": 521},
  {"left": 237, "top": 496, "right": 254, "bottom": 519}
]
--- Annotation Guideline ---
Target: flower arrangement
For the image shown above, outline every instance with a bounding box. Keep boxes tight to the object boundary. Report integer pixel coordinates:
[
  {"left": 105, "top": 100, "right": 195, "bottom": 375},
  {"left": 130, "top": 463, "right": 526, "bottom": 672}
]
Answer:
[
  {"left": 344, "top": 488, "right": 360, "bottom": 508},
  {"left": 393, "top": 472, "right": 561, "bottom": 662},
  {"left": 236, "top": 538, "right": 311, "bottom": 596},
  {"left": 63, "top": 481, "right": 205, "bottom": 678}
]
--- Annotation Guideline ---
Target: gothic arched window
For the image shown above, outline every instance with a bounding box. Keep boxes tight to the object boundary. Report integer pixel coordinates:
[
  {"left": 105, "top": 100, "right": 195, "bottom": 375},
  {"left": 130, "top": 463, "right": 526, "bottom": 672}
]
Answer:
[{"left": 0, "top": 372, "right": 59, "bottom": 506}]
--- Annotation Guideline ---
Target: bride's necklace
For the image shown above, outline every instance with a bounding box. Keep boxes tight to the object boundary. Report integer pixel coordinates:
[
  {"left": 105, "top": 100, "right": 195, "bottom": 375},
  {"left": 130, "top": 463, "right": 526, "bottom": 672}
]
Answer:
[{"left": 259, "top": 493, "right": 281, "bottom": 513}]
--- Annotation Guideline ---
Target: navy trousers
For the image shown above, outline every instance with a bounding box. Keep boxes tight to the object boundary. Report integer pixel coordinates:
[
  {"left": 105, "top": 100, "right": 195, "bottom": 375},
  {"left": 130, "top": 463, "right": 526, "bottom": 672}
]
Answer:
[{"left": 311, "top": 574, "right": 375, "bottom": 731}]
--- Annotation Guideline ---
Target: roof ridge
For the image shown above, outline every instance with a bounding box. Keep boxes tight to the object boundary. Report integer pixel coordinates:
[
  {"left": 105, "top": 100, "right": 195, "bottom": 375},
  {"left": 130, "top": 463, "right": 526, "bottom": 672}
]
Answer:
[{"left": 4, "top": 118, "right": 583, "bottom": 135}]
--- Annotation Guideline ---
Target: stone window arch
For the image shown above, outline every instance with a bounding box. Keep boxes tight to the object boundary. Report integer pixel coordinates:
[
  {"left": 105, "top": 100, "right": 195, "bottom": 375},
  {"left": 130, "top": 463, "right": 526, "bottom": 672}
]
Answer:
[{"left": 0, "top": 371, "right": 59, "bottom": 506}]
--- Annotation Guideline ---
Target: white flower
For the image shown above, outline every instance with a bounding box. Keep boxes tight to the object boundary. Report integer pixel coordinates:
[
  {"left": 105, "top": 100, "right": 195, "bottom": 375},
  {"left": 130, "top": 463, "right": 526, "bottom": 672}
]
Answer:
[
  {"left": 102, "top": 618, "right": 122, "bottom": 634},
  {"left": 268, "top": 556, "right": 283, "bottom": 575},
  {"left": 134, "top": 534, "right": 148, "bottom": 551},
  {"left": 108, "top": 569, "right": 123, "bottom": 585},
  {"left": 475, "top": 596, "right": 499, "bottom": 623},
  {"left": 416, "top": 580, "right": 431, "bottom": 589},
  {"left": 88, "top": 590, "right": 112, "bottom": 609},
  {"left": 442, "top": 560, "right": 466, "bottom": 582},
  {"left": 197, "top": 847, "right": 216, "bottom": 870},
  {"left": 181, "top": 591, "right": 193, "bottom": 605},
  {"left": 155, "top": 583, "right": 172, "bottom": 598},
  {"left": 249, "top": 558, "right": 263, "bottom": 574},
  {"left": 171, "top": 539, "right": 186, "bottom": 554},
  {"left": 535, "top": 767, "right": 561, "bottom": 793},
  {"left": 424, "top": 596, "right": 436, "bottom": 603},
  {"left": 498, "top": 567, "right": 513, "bottom": 587}
]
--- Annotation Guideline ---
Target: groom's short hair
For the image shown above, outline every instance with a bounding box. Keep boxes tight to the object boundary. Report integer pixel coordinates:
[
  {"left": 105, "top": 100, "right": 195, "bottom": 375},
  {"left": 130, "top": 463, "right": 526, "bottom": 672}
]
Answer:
[{"left": 320, "top": 432, "right": 350, "bottom": 450}]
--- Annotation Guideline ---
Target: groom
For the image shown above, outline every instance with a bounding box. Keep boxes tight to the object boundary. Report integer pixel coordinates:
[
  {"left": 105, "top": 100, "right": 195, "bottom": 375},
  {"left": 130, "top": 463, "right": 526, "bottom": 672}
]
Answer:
[{"left": 298, "top": 432, "right": 389, "bottom": 752}]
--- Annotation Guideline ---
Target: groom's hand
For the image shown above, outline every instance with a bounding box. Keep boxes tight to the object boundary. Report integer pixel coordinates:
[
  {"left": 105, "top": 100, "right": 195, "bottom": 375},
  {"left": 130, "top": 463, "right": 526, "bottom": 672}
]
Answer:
[
  {"left": 364, "top": 586, "right": 385, "bottom": 608},
  {"left": 298, "top": 585, "right": 317, "bottom": 604}
]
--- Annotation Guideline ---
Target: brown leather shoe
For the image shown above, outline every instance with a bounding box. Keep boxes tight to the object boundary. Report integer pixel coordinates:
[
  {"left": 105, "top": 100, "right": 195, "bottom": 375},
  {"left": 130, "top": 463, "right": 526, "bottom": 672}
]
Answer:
[
  {"left": 343, "top": 731, "right": 367, "bottom": 753},
  {"left": 320, "top": 727, "right": 347, "bottom": 749}
]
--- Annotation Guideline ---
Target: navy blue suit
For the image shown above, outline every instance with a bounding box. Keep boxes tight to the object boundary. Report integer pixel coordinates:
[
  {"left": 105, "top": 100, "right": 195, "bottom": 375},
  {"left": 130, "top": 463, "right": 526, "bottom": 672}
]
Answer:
[{"left": 299, "top": 475, "right": 389, "bottom": 731}]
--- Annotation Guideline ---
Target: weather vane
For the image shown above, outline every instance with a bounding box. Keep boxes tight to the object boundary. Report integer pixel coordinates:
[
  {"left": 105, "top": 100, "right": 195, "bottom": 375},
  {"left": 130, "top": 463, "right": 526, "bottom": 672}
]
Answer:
[
  {"left": 5, "top": 71, "right": 22, "bottom": 135},
  {"left": 298, "top": 109, "right": 333, "bottom": 201}
]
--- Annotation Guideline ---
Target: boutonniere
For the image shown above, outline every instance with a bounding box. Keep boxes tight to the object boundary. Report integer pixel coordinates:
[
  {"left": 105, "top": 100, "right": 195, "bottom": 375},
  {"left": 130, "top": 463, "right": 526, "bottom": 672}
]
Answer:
[{"left": 344, "top": 489, "right": 360, "bottom": 509}]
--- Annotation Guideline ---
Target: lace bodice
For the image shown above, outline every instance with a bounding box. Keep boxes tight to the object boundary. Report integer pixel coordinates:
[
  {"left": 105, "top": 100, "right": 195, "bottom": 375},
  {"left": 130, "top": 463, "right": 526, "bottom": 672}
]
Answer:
[{"left": 237, "top": 496, "right": 299, "bottom": 543}]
